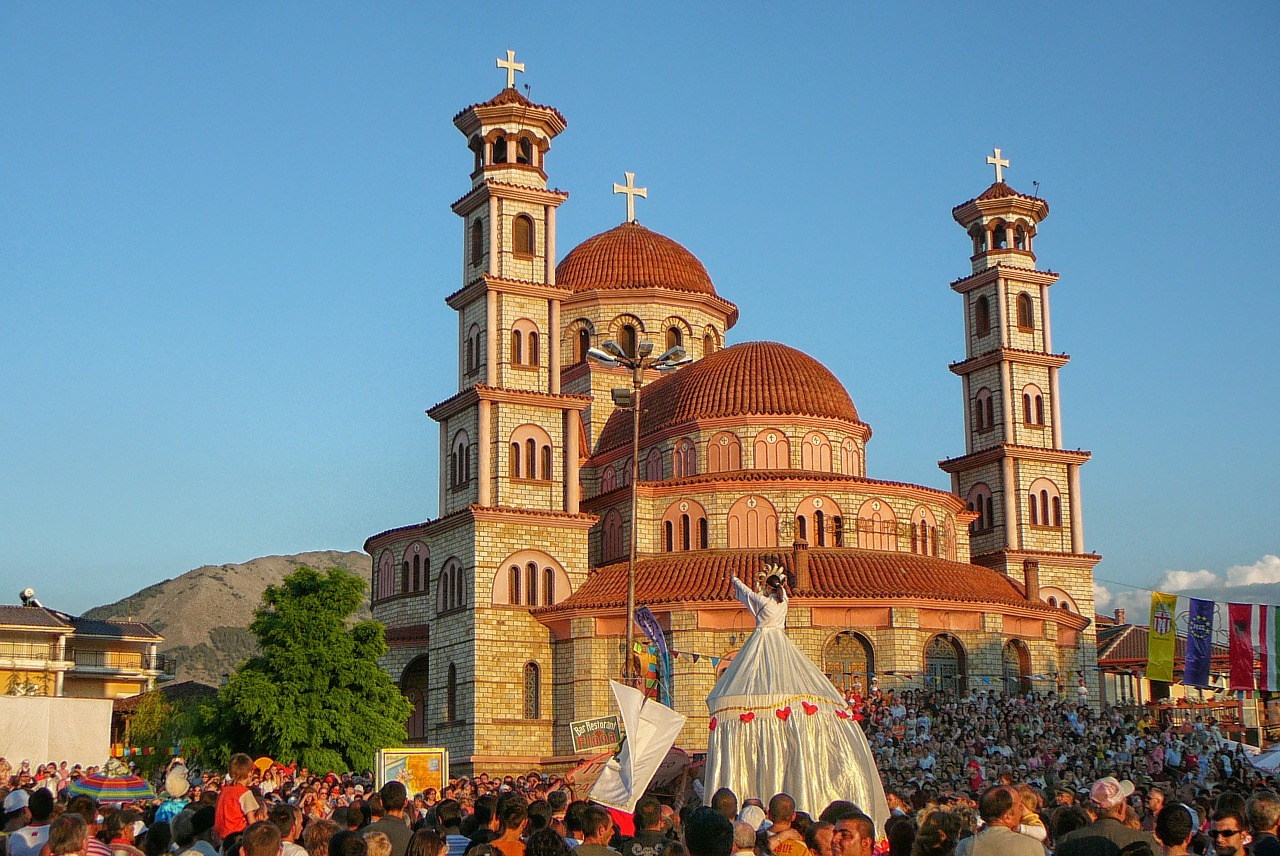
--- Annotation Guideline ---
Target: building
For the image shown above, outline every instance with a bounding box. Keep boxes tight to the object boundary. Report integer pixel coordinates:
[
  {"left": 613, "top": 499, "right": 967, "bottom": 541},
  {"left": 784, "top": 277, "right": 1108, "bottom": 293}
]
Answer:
[
  {"left": 367, "top": 57, "right": 1101, "bottom": 774},
  {"left": 0, "top": 594, "right": 173, "bottom": 699}
]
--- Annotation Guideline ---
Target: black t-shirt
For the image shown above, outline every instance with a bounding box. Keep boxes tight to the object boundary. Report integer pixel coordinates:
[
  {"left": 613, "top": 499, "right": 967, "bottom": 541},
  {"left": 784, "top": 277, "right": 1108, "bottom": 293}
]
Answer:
[{"left": 617, "top": 830, "right": 668, "bottom": 856}]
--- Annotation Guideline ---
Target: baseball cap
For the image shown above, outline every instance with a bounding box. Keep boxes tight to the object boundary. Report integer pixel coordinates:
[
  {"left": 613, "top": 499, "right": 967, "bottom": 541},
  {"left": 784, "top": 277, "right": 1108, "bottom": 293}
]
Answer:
[
  {"left": 4, "top": 789, "right": 31, "bottom": 813},
  {"left": 1089, "top": 777, "right": 1135, "bottom": 809}
]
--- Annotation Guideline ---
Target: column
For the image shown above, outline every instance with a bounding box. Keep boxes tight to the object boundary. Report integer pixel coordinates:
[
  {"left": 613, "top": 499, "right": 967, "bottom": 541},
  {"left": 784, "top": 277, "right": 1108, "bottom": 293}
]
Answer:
[
  {"left": 1068, "top": 463, "right": 1084, "bottom": 553},
  {"left": 1002, "top": 457, "right": 1020, "bottom": 550},
  {"left": 438, "top": 421, "right": 448, "bottom": 513},
  {"left": 546, "top": 204, "right": 557, "bottom": 285},
  {"left": 565, "top": 410, "right": 581, "bottom": 514},
  {"left": 486, "top": 290, "right": 498, "bottom": 387},
  {"left": 995, "top": 277, "right": 1009, "bottom": 347},
  {"left": 1049, "top": 367, "right": 1064, "bottom": 448},
  {"left": 488, "top": 196, "right": 500, "bottom": 276},
  {"left": 548, "top": 298, "right": 561, "bottom": 394},
  {"left": 1040, "top": 284, "right": 1054, "bottom": 353},
  {"left": 478, "top": 400, "right": 492, "bottom": 506},
  {"left": 1000, "top": 361, "right": 1015, "bottom": 439},
  {"left": 962, "top": 373, "right": 973, "bottom": 455}
]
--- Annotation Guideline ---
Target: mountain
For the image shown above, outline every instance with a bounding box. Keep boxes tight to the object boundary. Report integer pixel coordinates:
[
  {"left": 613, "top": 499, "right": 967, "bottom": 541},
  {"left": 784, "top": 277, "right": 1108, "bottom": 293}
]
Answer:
[{"left": 83, "top": 550, "right": 370, "bottom": 687}]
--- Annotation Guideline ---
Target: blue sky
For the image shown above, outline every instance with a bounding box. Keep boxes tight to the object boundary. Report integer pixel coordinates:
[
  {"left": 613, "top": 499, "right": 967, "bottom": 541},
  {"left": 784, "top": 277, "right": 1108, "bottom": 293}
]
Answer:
[{"left": 2, "top": 3, "right": 1277, "bottom": 615}]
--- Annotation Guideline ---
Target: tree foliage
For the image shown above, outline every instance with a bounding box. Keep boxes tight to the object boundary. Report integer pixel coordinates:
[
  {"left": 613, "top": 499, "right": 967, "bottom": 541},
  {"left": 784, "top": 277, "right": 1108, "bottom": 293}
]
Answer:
[{"left": 198, "top": 566, "right": 410, "bottom": 772}]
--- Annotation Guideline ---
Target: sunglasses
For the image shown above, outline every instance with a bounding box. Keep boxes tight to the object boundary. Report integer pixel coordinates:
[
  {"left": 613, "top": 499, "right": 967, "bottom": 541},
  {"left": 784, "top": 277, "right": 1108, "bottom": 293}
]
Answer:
[{"left": 1210, "top": 830, "right": 1242, "bottom": 838}]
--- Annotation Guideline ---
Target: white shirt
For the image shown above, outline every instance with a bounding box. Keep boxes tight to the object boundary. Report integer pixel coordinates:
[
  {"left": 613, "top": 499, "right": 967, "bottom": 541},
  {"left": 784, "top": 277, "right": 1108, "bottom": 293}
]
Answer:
[{"left": 8, "top": 825, "right": 50, "bottom": 856}]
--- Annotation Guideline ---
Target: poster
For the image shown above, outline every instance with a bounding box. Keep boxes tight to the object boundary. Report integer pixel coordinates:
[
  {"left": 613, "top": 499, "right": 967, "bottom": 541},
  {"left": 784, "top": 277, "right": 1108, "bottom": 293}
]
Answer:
[
  {"left": 375, "top": 748, "right": 448, "bottom": 795},
  {"left": 569, "top": 715, "right": 621, "bottom": 753}
]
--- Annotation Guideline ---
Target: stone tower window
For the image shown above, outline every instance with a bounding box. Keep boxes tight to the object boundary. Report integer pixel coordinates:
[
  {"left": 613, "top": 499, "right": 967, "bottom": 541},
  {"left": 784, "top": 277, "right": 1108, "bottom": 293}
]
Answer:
[
  {"left": 620, "top": 324, "right": 638, "bottom": 358},
  {"left": 523, "top": 662, "right": 540, "bottom": 718},
  {"left": 1028, "top": 478, "right": 1063, "bottom": 527},
  {"left": 666, "top": 326, "right": 683, "bottom": 351},
  {"left": 446, "top": 664, "right": 457, "bottom": 721},
  {"left": 470, "top": 220, "right": 484, "bottom": 265},
  {"left": 1016, "top": 293, "right": 1035, "bottom": 331},
  {"left": 517, "top": 137, "right": 533, "bottom": 165},
  {"left": 576, "top": 327, "right": 591, "bottom": 364},
  {"left": 492, "top": 135, "right": 507, "bottom": 165},
  {"left": 975, "top": 296, "right": 992, "bottom": 337},
  {"left": 973, "top": 387, "right": 995, "bottom": 432},
  {"left": 967, "top": 483, "right": 994, "bottom": 532},
  {"left": 1014, "top": 225, "right": 1028, "bottom": 250},
  {"left": 470, "top": 135, "right": 483, "bottom": 173},
  {"left": 513, "top": 215, "right": 535, "bottom": 257},
  {"left": 993, "top": 222, "right": 1008, "bottom": 249}
]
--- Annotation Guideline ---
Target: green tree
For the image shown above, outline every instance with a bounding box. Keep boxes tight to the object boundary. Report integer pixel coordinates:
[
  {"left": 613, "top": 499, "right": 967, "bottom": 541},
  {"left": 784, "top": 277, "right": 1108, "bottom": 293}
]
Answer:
[{"left": 200, "top": 566, "right": 410, "bottom": 772}]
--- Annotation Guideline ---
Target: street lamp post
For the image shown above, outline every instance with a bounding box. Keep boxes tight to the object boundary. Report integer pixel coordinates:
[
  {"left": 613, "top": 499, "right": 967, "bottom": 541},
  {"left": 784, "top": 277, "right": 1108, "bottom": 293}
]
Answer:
[{"left": 588, "top": 339, "right": 692, "bottom": 687}]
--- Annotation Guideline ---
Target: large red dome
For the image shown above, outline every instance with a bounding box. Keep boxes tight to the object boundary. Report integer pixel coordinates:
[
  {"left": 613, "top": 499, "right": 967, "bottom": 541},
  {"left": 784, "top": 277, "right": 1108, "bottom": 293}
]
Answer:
[{"left": 556, "top": 222, "right": 717, "bottom": 295}]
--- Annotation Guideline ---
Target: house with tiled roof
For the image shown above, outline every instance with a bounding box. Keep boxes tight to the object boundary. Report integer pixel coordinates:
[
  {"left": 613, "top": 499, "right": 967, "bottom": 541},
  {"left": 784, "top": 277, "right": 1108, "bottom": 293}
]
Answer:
[
  {"left": 366, "top": 57, "right": 1100, "bottom": 775},
  {"left": 0, "top": 594, "right": 174, "bottom": 699}
]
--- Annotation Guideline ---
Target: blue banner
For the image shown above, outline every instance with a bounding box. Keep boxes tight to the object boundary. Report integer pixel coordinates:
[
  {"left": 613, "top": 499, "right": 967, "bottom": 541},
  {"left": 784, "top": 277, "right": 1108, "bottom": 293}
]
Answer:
[
  {"left": 634, "top": 606, "right": 672, "bottom": 705},
  {"left": 1185, "top": 597, "right": 1215, "bottom": 688}
]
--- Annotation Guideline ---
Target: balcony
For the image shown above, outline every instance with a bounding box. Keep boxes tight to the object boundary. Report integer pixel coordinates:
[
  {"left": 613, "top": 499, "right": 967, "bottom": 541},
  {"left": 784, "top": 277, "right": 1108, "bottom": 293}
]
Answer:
[
  {"left": 67, "top": 649, "right": 177, "bottom": 679},
  {"left": 0, "top": 641, "right": 69, "bottom": 670}
]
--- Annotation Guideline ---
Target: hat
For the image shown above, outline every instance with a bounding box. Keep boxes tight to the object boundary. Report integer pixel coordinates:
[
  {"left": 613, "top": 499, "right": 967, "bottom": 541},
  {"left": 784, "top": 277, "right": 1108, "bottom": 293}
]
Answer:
[
  {"left": 354, "top": 785, "right": 364, "bottom": 794},
  {"left": 739, "top": 804, "right": 767, "bottom": 831},
  {"left": 4, "top": 789, "right": 30, "bottom": 813},
  {"left": 191, "top": 806, "right": 215, "bottom": 836},
  {"left": 1090, "top": 777, "right": 1135, "bottom": 809},
  {"left": 166, "top": 765, "right": 191, "bottom": 798}
]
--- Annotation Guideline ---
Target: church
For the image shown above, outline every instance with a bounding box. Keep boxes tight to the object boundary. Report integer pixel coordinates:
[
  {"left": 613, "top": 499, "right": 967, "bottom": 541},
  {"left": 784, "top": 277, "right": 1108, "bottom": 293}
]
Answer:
[{"left": 366, "top": 54, "right": 1101, "bottom": 775}]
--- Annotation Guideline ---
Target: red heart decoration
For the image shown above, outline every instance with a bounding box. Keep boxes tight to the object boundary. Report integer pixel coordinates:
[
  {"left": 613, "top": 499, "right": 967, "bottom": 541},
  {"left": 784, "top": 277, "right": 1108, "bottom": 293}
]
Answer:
[
  {"left": 802, "top": 702, "right": 818, "bottom": 716},
  {"left": 739, "top": 711, "right": 755, "bottom": 723},
  {"left": 708, "top": 716, "right": 717, "bottom": 731},
  {"left": 775, "top": 706, "right": 792, "bottom": 721},
  {"left": 835, "top": 709, "right": 851, "bottom": 720}
]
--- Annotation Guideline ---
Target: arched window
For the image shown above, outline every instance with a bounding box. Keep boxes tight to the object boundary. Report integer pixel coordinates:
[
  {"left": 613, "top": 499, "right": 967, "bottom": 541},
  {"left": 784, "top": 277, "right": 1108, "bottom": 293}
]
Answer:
[
  {"left": 699, "top": 518, "right": 709, "bottom": 549},
  {"left": 1016, "top": 292, "right": 1035, "bottom": 331},
  {"left": 509, "top": 424, "right": 553, "bottom": 481},
  {"left": 405, "top": 688, "right": 423, "bottom": 738},
  {"left": 703, "top": 328, "right": 718, "bottom": 355},
  {"left": 666, "top": 326, "right": 683, "bottom": 352},
  {"left": 509, "top": 442, "right": 520, "bottom": 479},
  {"left": 672, "top": 438, "right": 697, "bottom": 479},
  {"left": 412, "top": 553, "right": 420, "bottom": 590},
  {"left": 661, "top": 500, "right": 708, "bottom": 553},
  {"left": 401, "top": 560, "right": 410, "bottom": 595},
  {"left": 924, "top": 634, "right": 967, "bottom": 695},
  {"left": 511, "top": 330, "right": 523, "bottom": 365},
  {"left": 1002, "top": 640, "right": 1031, "bottom": 696},
  {"left": 857, "top": 498, "right": 898, "bottom": 551},
  {"left": 526, "top": 562, "right": 539, "bottom": 607},
  {"left": 446, "top": 663, "right": 457, "bottom": 721},
  {"left": 491, "top": 135, "right": 507, "bottom": 164},
  {"left": 620, "top": 324, "right": 638, "bottom": 358},
  {"left": 528, "top": 332, "right": 539, "bottom": 366},
  {"left": 992, "top": 222, "right": 1007, "bottom": 249},
  {"left": 753, "top": 429, "right": 791, "bottom": 469},
  {"left": 602, "top": 509, "right": 624, "bottom": 560},
  {"left": 823, "top": 632, "right": 874, "bottom": 698},
  {"left": 469, "top": 135, "right": 483, "bottom": 173},
  {"left": 840, "top": 438, "right": 861, "bottom": 476},
  {"left": 543, "top": 567, "right": 555, "bottom": 606},
  {"left": 796, "top": 496, "right": 842, "bottom": 548},
  {"left": 1022, "top": 384, "right": 1045, "bottom": 426},
  {"left": 517, "top": 137, "right": 533, "bottom": 165},
  {"left": 801, "top": 431, "right": 833, "bottom": 472},
  {"left": 540, "top": 445, "right": 552, "bottom": 481},
  {"left": 910, "top": 507, "right": 938, "bottom": 557},
  {"left": 576, "top": 327, "right": 591, "bottom": 364},
  {"left": 726, "top": 495, "right": 778, "bottom": 548},
  {"left": 644, "top": 448, "right": 663, "bottom": 481},
  {"left": 973, "top": 387, "right": 995, "bottom": 432},
  {"left": 451, "top": 430, "right": 471, "bottom": 489},
  {"left": 975, "top": 296, "right": 991, "bottom": 337},
  {"left": 525, "top": 439, "right": 536, "bottom": 477},
  {"left": 470, "top": 219, "right": 484, "bottom": 265},
  {"left": 376, "top": 549, "right": 395, "bottom": 601},
  {"left": 493, "top": 551, "right": 569, "bottom": 607},
  {"left": 513, "top": 215, "right": 535, "bottom": 257},
  {"left": 600, "top": 466, "right": 618, "bottom": 494},
  {"left": 1014, "top": 224, "right": 1028, "bottom": 250},
  {"left": 508, "top": 565, "right": 521, "bottom": 604},
  {"left": 523, "top": 662, "right": 540, "bottom": 718},
  {"left": 970, "top": 224, "right": 987, "bottom": 255},
  {"left": 437, "top": 559, "right": 466, "bottom": 613},
  {"left": 966, "top": 483, "right": 994, "bottom": 532},
  {"left": 1028, "top": 478, "right": 1063, "bottom": 527},
  {"left": 707, "top": 431, "right": 742, "bottom": 473}
]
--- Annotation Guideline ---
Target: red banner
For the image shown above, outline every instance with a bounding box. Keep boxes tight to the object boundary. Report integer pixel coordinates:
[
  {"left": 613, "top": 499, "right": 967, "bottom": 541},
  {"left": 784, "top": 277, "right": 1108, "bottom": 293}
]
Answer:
[{"left": 1229, "top": 602, "right": 1255, "bottom": 690}]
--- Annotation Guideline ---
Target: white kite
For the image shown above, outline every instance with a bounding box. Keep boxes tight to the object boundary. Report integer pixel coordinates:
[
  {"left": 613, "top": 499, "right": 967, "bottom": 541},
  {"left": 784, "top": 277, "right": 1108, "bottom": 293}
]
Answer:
[{"left": 590, "top": 680, "right": 687, "bottom": 813}]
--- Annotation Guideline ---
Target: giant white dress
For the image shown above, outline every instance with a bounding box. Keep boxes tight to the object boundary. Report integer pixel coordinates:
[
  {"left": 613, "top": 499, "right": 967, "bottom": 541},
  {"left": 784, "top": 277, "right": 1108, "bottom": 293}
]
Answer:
[{"left": 704, "top": 577, "right": 888, "bottom": 831}]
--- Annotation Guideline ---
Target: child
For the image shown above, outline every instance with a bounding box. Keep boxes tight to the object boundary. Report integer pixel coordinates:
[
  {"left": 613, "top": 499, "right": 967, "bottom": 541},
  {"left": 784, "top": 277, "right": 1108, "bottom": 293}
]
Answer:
[{"left": 214, "top": 754, "right": 258, "bottom": 842}]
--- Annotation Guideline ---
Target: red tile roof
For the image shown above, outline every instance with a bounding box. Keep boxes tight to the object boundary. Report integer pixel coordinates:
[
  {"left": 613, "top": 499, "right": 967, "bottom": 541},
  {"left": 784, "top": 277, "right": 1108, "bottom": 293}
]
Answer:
[
  {"left": 0, "top": 604, "right": 71, "bottom": 629},
  {"left": 1097, "top": 624, "right": 1229, "bottom": 665},
  {"left": 538, "top": 548, "right": 1051, "bottom": 614},
  {"left": 452, "top": 88, "right": 567, "bottom": 127},
  {"left": 595, "top": 342, "right": 863, "bottom": 455},
  {"left": 556, "top": 222, "right": 717, "bottom": 295}
]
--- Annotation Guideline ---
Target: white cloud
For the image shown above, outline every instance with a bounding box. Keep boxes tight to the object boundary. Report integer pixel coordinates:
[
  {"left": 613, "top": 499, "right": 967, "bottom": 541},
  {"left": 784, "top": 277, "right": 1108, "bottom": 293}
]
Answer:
[
  {"left": 1093, "top": 583, "right": 1112, "bottom": 611},
  {"left": 1156, "top": 569, "right": 1220, "bottom": 592},
  {"left": 1225, "top": 555, "right": 1280, "bottom": 587}
]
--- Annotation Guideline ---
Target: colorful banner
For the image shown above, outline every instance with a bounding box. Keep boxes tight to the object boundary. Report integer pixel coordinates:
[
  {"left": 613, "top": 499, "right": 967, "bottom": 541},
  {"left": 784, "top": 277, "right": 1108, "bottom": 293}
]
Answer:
[
  {"left": 1260, "top": 606, "right": 1280, "bottom": 692},
  {"left": 1147, "top": 591, "right": 1177, "bottom": 683},
  {"left": 634, "top": 606, "right": 673, "bottom": 705},
  {"left": 1229, "top": 602, "right": 1256, "bottom": 690},
  {"left": 1184, "top": 598, "right": 1214, "bottom": 688}
]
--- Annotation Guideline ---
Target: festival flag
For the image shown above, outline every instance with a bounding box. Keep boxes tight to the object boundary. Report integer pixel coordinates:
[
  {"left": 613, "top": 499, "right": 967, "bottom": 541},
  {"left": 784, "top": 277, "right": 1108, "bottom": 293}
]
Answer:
[
  {"left": 1259, "top": 605, "right": 1280, "bottom": 692},
  {"left": 1229, "top": 602, "right": 1256, "bottom": 690},
  {"left": 1146, "top": 591, "right": 1177, "bottom": 683},
  {"left": 1184, "top": 598, "right": 1214, "bottom": 688},
  {"left": 634, "top": 606, "right": 673, "bottom": 705}
]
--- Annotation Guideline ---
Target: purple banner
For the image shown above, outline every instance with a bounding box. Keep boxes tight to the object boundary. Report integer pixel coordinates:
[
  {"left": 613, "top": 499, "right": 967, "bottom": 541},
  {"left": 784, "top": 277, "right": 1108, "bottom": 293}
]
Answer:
[{"left": 1185, "top": 597, "right": 1214, "bottom": 688}]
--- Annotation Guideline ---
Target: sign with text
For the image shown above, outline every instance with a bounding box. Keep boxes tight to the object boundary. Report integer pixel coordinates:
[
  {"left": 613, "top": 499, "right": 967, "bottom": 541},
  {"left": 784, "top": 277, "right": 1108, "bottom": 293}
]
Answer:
[{"left": 570, "top": 715, "right": 621, "bottom": 753}]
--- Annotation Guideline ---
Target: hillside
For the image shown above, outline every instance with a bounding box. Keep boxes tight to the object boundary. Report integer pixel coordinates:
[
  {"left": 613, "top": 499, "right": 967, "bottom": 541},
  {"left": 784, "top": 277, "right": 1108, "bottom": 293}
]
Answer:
[{"left": 83, "top": 550, "right": 370, "bottom": 686}]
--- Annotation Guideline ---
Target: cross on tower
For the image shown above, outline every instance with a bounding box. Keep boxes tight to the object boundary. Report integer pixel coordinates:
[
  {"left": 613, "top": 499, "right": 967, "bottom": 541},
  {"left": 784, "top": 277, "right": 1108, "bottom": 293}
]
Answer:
[
  {"left": 613, "top": 172, "right": 647, "bottom": 223},
  {"left": 986, "top": 147, "right": 1010, "bottom": 183},
  {"left": 496, "top": 50, "right": 525, "bottom": 89}
]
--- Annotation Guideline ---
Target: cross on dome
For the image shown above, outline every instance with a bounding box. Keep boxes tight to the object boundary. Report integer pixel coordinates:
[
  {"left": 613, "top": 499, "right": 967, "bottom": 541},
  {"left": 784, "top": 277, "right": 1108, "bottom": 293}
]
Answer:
[
  {"left": 613, "top": 172, "right": 647, "bottom": 223},
  {"left": 986, "top": 147, "right": 1010, "bottom": 183},
  {"left": 496, "top": 49, "right": 525, "bottom": 89}
]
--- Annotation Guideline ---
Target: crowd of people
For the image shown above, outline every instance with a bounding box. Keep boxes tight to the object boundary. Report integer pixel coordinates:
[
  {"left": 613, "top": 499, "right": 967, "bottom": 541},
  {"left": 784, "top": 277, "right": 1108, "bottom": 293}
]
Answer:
[{"left": 4, "top": 689, "right": 1280, "bottom": 856}]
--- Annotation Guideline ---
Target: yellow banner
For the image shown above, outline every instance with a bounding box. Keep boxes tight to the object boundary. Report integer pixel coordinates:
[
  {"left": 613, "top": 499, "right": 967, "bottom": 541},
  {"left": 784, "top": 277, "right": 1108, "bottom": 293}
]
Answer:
[{"left": 1147, "top": 591, "right": 1178, "bottom": 683}]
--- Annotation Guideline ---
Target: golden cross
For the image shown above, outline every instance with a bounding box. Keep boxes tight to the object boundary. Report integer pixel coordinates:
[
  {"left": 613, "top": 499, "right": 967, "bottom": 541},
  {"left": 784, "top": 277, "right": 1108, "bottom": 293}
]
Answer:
[
  {"left": 496, "top": 50, "right": 525, "bottom": 89},
  {"left": 613, "top": 172, "right": 647, "bottom": 223},
  {"left": 987, "top": 147, "right": 1010, "bottom": 183}
]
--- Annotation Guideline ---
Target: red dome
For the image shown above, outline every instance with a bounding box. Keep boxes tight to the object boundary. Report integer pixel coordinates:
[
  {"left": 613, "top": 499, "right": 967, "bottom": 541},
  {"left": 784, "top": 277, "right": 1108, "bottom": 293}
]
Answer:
[
  {"left": 556, "top": 222, "right": 717, "bottom": 295},
  {"left": 595, "top": 341, "right": 862, "bottom": 454}
]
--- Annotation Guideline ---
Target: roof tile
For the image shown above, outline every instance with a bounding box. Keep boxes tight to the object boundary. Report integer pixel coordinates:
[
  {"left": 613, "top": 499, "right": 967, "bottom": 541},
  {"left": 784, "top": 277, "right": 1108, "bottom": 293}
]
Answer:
[{"left": 556, "top": 222, "right": 717, "bottom": 295}]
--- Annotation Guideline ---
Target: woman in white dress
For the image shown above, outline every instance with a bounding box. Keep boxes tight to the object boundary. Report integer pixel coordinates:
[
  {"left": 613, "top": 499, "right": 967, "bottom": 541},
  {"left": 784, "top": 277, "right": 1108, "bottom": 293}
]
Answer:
[{"left": 704, "top": 567, "right": 888, "bottom": 833}]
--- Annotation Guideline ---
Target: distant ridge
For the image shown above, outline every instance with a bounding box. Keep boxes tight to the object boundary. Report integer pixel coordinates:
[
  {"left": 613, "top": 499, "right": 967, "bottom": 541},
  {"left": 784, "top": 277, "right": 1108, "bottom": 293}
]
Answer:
[{"left": 83, "top": 550, "right": 370, "bottom": 687}]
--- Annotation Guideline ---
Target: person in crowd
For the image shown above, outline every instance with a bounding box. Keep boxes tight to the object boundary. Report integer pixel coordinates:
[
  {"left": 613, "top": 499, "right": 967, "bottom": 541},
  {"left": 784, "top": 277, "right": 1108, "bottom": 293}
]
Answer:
[
  {"left": 270, "top": 803, "right": 306, "bottom": 856},
  {"left": 8, "top": 786, "right": 52, "bottom": 856},
  {"left": 363, "top": 784, "right": 411, "bottom": 856},
  {"left": 1154, "top": 804, "right": 1194, "bottom": 856},
  {"left": 953, "top": 787, "right": 1041, "bottom": 856},
  {"left": 303, "top": 820, "right": 342, "bottom": 856},
  {"left": 524, "top": 830, "right": 571, "bottom": 856},
  {"left": 830, "top": 813, "right": 876, "bottom": 856},
  {"left": 103, "top": 810, "right": 145, "bottom": 856},
  {"left": 1248, "top": 790, "right": 1280, "bottom": 856},
  {"left": 803, "top": 822, "right": 832, "bottom": 856},
  {"left": 1210, "top": 807, "right": 1251, "bottom": 856},
  {"left": 215, "top": 755, "right": 257, "bottom": 843},
  {"left": 617, "top": 798, "right": 666, "bottom": 856},
  {"left": 364, "top": 833, "right": 392, "bottom": 856},
  {"left": 405, "top": 830, "right": 447, "bottom": 856},
  {"left": 47, "top": 815, "right": 87, "bottom": 856},
  {"left": 685, "top": 809, "right": 732, "bottom": 856},
  {"left": 572, "top": 806, "right": 617, "bottom": 856},
  {"left": 909, "top": 810, "right": 961, "bottom": 856},
  {"left": 1055, "top": 777, "right": 1158, "bottom": 855}
]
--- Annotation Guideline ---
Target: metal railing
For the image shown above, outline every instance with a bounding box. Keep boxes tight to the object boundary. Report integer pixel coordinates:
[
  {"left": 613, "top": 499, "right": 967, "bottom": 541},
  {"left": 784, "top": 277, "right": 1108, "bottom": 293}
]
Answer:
[
  {"left": 0, "top": 642, "right": 60, "bottom": 662},
  {"left": 66, "top": 649, "right": 176, "bottom": 674}
]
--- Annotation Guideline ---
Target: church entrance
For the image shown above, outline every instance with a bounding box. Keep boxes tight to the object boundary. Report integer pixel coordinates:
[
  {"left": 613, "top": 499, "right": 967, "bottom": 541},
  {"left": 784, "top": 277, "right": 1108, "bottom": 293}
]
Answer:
[
  {"left": 1002, "top": 639, "right": 1031, "bottom": 696},
  {"left": 923, "top": 634, "right": 966, "bottom": 696},
  {"left": 400, "top": 655, "right": 430, "bottom": 742},
  {"left": 824, "top": 631, "right": 874, "bottom": 699}
]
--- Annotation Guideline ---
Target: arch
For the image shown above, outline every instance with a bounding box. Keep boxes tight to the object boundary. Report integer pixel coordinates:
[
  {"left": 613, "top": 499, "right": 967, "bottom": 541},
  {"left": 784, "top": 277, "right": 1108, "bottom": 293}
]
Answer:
[
  {"left": 992, "top": 220, "right": 1008, "bottom": 250},
  {"left": 944, "top": 516, "right": 957, "bottom": 561},
  {"left": 910, "top": 506, "right": 938, "bottom": 557},
  {"left": 517, "top": 136, "right": 533, "bottom": 166},
  {"left": 840, "top": 438, "right": 861, "bottom": 477},
  {"left": 1039, "top": 586, "right": 1078, "bottom": 614},
  {"left": 672, "top": 437, "right": 697, "bottom": 479},
  {"left": 404, "top": 541, "right": 430, "bottom": 592},
  {"left": 661, "top": 316, "right": 691, "bottom": 354},
  {"left": 566, "top": 319, "right": 594, "bottom": 365},
  {"left": 966, "top": 483, "right": 994, "bottom": 532},
  {"left": 437, "top": 558, "right": 466, "bottom": 613},
  {"left": 376, "top": 549, "right": 395, "bottom": 601},
  {"left": 600, "top": 466, "right": 618, "bottom": 494},
  {"left": 823, "top": 631, "right": 874, "bottom": 698},
  {"left": 753, "top": 429, "right": 791, "bottom": 469},
  {"left": 491, "top": 135, "right": 507, "bottom": 165},
  {"left": 1028, "top": 477, "right": 1063, "bottom": 527},
  {"left": 509, "top": 424, "right": 553, "bottom": 481},
  {"left": 796, "top": 495, "right": 843, "bottom": 547},
  {"left": 923, "top": 633, "right": 967, "bottom": 696},
  {"left": 973, "top": 387, "right": 995, "bottom": 432},
  {"left": 661, "top": 500, "right": 709, "bottom": 552},
  {"left": 400, "top": 656, "right": 430, "bottom": 740},
  {"left": 856, "top": 498, "right": 898, "bottom": 551},
  {"left": 1014, "top": 222, "right": 1029, "bottom": 250},
  {"left": 702, "top": 325, "right": 720, "bottom": 356},
  {"left": 1016, "top": 292, "right": 1035, "bottom": 330},
  {"left": 469, "top": 135, "right": 483, "bottom": 173},
  {"left": 602, "top": 509, "right": 624, "bottom": 560},
  {"left": 1021, "top": 383, "right": 1045, "bottom": 425},
  {"left": 470, "top": 219, "right": 484, "bottom": 265},
  {"left": 644, "top": 447, "right": 664, "bottom": 482},
  {"left": 801, "top": 431, "right": 833, "bottom": 472},
  {"left": 511, "top": 318, "right": 540, "bottom": 367},
  {"left": 1002, "top": 639, "right": 1032, "bottom": 696},
  {"left": 450, "top": 429, "right": 472, "bottom": 489},
  {"left": 446, "top": 663, "right": 457, "bottom": 722},
  {"left": 620, "top": 324, "right": 637, "bottom": 358},
  {"left": 609, "top": 313, "right": 645, "bottom": 355},
  {"left": 974, "top": 295, "right": 992, "bottom": 337},
  {"left": 512, "top": 215, "right": 536, "bottom": 257},
  {"left": 727, "top": 495, "right": 778, "bottom": 548},
  {"left": 466, "top": 323, "right": 482, "bottom": 374},
  {"left": 492, "top": 550, "right": 571, "bottom": 607},
  {"left": 523, "top": 662, "right": 540, "bottom": 718},
  {"left": 707, "top": 431, "right": 742, "bottom": 473},
  {"left": 970, "top": 223, "right": 987, "bottom": 255}
]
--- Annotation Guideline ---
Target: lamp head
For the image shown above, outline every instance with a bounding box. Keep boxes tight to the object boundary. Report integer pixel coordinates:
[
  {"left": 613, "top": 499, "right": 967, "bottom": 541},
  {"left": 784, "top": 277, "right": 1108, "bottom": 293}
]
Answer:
[
  {"left": 656, "top": 346, "right": 686, "bottom": 363},
  {"left": 586, "top": 347, "right": 619, "bottom": 366},
  {"left": 601, "top": 340, "right": 627, "bottom": 359},
  {"left": 637, "top": 341, "right": 654, "bottom": 358}
]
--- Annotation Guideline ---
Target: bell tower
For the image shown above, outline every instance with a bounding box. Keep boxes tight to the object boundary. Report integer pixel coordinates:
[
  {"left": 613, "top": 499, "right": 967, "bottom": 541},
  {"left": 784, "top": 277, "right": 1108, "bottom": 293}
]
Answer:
[{"left": 939, "top": 149, "right": 1101, "bottom": 697}]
